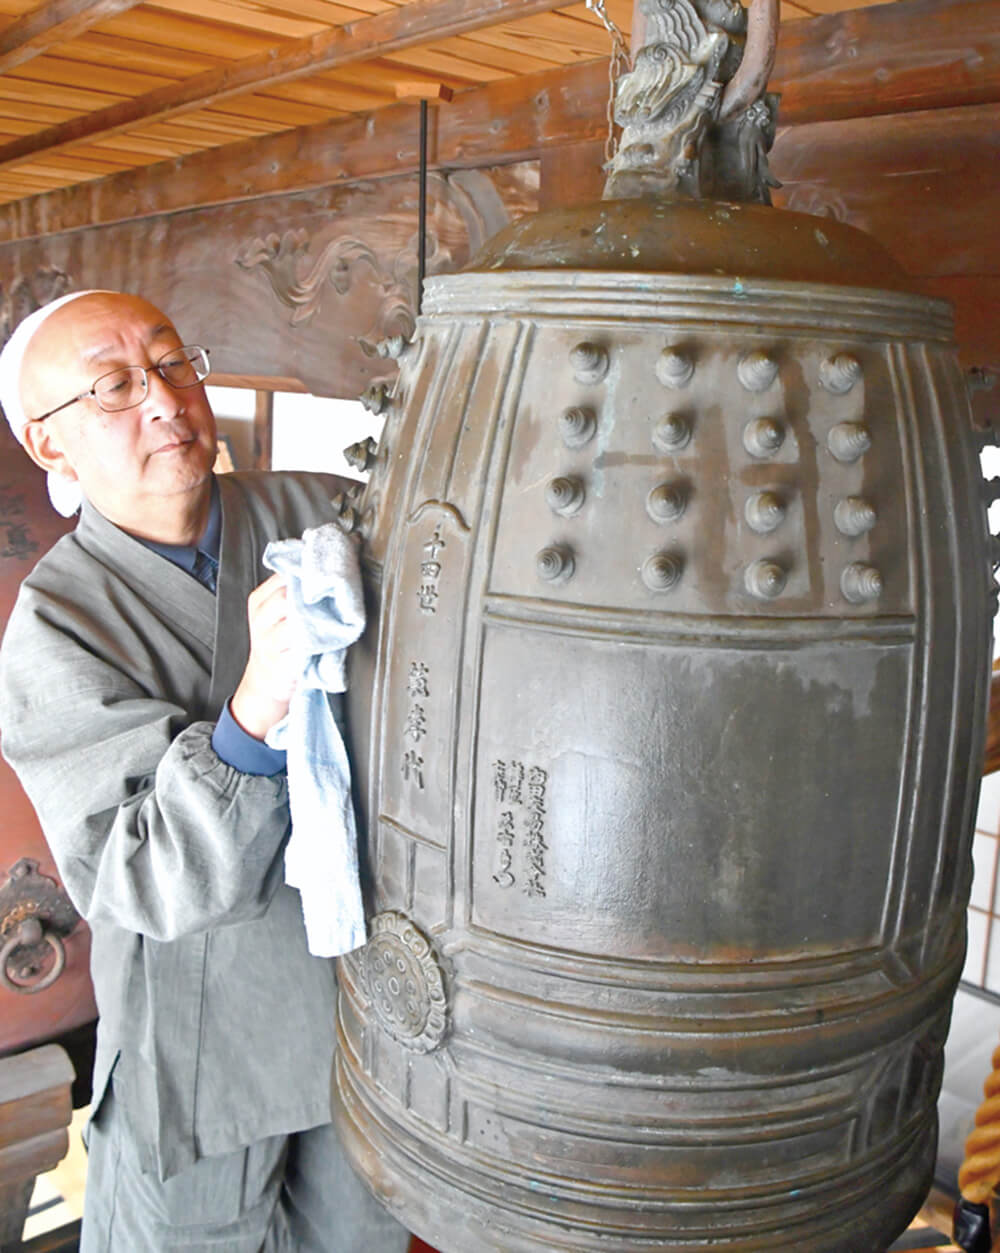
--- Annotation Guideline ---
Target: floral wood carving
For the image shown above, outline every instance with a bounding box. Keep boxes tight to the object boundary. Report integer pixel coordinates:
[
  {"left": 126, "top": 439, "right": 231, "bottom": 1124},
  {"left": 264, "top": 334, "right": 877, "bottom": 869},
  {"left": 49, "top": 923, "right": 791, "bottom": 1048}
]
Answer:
[
  {"left": 234, "top": 170, "right": 515, "bottom": 345},
  {"left": 780, "top": 183, "right": 850, "bottom": 223},
  {"left": 236, "top": 230, "right": 386, "bottom": 324}
]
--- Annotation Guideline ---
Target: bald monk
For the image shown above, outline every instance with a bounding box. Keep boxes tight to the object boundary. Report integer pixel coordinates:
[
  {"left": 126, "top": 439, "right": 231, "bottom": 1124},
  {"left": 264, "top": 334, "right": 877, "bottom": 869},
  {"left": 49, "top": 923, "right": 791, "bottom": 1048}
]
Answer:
[{"left": 0, "top": 292, "right": 409, "bottom": 1252}]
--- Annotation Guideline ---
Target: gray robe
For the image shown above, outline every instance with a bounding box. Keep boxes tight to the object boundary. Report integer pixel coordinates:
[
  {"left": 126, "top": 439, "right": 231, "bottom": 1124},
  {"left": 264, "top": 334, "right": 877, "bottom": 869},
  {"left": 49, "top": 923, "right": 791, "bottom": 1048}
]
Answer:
[{"left": 0, "top": 470, "right": 348, "bottom": 1181}]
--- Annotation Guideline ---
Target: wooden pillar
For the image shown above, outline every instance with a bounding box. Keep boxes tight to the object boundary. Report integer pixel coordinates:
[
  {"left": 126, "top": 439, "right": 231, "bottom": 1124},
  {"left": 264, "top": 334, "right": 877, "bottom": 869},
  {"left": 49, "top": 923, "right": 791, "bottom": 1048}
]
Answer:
[{"left": 253, "top": 390, "right": 273, "bottom": 472}]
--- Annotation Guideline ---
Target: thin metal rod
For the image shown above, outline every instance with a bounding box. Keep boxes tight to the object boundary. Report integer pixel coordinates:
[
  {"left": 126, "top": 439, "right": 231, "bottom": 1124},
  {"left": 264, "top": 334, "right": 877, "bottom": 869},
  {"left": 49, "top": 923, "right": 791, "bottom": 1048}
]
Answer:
[{"left": 417, "top": 98, "right": 428, "bottom": 316}]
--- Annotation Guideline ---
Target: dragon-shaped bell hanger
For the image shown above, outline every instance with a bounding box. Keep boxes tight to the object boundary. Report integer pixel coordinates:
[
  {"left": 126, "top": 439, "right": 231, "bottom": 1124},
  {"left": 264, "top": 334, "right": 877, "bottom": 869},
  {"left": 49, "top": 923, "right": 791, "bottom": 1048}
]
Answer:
[{"left": 604, "top": 0, "right": 780, "bottom": 204}]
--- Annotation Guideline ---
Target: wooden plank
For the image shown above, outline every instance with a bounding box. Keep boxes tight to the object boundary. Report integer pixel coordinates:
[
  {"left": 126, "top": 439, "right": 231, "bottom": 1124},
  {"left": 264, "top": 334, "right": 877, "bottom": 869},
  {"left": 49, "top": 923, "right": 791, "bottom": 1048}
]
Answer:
[
  {"left": 436, "top": 53, "right": 608, "bottom": 164},
  {"left": 195, "top": 93, "right": 331, "bottom": 129},
  {"left": 0, "top": 1046, "right": 74, "bottom": 1108},
  {"left": 395, "top": 80, "right": 455, "bottom": 99},
  {"left": 163, "top": 110, "right": 289, "bottom": 137},
  {"left": 0, "top": 1046, "right": 73, "bottom": 1190},
  {"left": 0, "top": 0, "right": 573, "bottom": 173},
  {"left": 920, "top": 276, "right": 1000, "bottom": 370},
  {"left": 771, "top": 100, "right": 1000, "bottom": 278},
  {"left": 376, "top": 43, "right": 511, "bottom": 82},
  {"left": 87, "top": 135, "right": 200, "bottom": 158},
  {"left": 96, "top": 8, "right": 280, "bottom": 58},
  {"left": 0, "top": 177, "right": 63, "bottom": 197},
  {"left": 11, "top": 52, "right": 176, "bottom": 95},
  {"left": 0, "top": 1057, "right": 73, "bottom": 1148},
  {"left": 242, "top": 0, "right": 397, "bottom": 18},
  {"left": 271, "top": 65, "right": 428, "bottom": 107},
  {"left": 0, "top": 168, "right": 63, "bottom": 185},
  {"left": 142, "top": 115, "right": 284, "bottom": 142},
  {"left": 771, "top": 0, "right": 1000, "bottom": 124},
  {"left": 146, "top": 0, "right": 333, "bottom": 40},
  {"left": 457, "top": 22, "right": 604, "bottom": 68},
  {"left": 445, "top": 6, "right": 627, "bottom": 69},
  {"left": 252, "top": 0, "right": 396, "bottom": 18},
  {"left": 539, "top": 137, "right": 604, "bottom": 208},
  {"left": 56, "top": 30, "right": 221, "bottom": 76},
  {"left": 308, "top": 57, "right": 473, "bottom": 94},
  {"left": 7, "top": 152, "right": 132, "bottom": 176},
  {"left": 0, "top": 76, "right": 126, "bottom": 112},
  {"left": 70, "top": 131, "right": 197, "bottom": 157},
  {"left": 510, "top": 4, "right": 630, "bottom": 51},
  {"left": 414, "top": 34, "right": 559, "bottom": 75},
  {"left": 134, "top": 120, "right": 263, "bottom": 145},
  {"left": 0, "top": 0, "right": 145, "bottom": 75},
  {"left": 0, "top": 101, "right": 76, "bottom": 126},
  {"left": 0, "top": 1126, "right": 69, "bottom": 1186},
  {"left": 92, "top": 125, "right": 204, "bottom": 153}
]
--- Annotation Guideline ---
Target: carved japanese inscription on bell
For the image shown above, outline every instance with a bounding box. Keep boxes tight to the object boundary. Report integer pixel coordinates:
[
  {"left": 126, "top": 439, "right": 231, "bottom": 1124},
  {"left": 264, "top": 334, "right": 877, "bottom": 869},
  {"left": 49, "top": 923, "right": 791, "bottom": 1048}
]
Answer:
[{"left": 334, "top": 1, "right": 993, "bottom": 1248}]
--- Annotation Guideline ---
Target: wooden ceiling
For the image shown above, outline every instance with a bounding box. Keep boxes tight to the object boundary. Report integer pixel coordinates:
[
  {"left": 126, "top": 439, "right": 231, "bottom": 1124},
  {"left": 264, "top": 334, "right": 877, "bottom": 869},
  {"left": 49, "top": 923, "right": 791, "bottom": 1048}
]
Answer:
[{"left": 0, "top": 0, "right": 897, "bottom": 209}]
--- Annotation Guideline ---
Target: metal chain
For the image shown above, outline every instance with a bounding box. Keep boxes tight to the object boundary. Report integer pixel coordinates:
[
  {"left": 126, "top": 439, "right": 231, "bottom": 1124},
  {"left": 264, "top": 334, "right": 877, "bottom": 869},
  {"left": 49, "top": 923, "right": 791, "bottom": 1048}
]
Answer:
[{"left": 585, "top": 0, "right": 630, "bottom": 164}]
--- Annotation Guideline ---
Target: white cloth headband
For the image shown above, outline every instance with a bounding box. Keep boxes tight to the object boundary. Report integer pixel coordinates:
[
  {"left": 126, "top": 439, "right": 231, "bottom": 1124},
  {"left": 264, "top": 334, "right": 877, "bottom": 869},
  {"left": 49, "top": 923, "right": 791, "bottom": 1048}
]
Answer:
[{"left": 0, "top": 290, "right": 110, "bottom": 517}]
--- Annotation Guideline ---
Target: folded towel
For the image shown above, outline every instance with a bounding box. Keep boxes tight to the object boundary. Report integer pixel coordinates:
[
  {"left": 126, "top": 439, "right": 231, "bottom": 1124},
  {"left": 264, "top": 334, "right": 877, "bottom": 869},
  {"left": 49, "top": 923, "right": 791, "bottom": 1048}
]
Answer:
[{"left": 263, "top": 522, "right": 368, "bottom": 957}]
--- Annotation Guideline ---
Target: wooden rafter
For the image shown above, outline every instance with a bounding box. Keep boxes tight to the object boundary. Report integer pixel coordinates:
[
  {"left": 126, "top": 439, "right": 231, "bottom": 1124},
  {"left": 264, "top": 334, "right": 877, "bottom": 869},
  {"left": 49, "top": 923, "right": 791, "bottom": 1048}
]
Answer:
[
  {"left": 0, "top": 0, "right": 146, "bottom": 75},
  {"left": 0, "top": 0, "right": 573, "bottom": 173}
]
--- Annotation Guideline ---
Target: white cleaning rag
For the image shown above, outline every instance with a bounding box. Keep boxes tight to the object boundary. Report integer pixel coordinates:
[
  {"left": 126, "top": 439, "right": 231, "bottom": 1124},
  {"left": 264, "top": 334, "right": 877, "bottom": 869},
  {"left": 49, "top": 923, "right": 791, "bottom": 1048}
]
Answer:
[{"left": 263, "top": 521, "right": 368, "bottom": 957}]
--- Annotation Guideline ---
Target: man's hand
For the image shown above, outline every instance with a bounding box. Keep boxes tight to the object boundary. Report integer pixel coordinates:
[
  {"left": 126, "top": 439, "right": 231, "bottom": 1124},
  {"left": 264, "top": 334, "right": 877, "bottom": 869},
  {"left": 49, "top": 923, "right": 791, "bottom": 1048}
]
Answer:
[{"left": 229, "top": 573, "right": 297, "bottom": 741}]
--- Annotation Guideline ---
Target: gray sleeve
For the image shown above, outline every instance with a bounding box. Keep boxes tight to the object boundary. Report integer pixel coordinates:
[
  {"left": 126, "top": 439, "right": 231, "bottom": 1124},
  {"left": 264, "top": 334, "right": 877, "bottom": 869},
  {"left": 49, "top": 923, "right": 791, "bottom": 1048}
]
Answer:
[{"left": 0, "top": 611, "right": 291, "bottom": 943}]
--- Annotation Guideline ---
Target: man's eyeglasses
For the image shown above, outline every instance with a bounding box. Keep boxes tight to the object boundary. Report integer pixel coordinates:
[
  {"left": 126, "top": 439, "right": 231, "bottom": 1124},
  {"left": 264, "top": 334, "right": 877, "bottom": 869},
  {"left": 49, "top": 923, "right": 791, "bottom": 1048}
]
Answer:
[{"left": 31, "top": 345, "right": 211, "bottom": 423}]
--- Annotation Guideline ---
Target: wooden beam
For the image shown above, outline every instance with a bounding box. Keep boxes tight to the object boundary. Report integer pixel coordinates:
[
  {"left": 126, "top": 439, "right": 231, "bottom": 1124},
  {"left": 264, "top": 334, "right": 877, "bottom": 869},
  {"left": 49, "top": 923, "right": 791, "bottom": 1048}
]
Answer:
[
  {"left": 771, "top": 100, "right": 1000, "bottom": 279},
  {"left": 771, "top": 0, "right": 1000, "bottom": 124},
  {"left": 922, "top": 275, "right": 1000, "bottom": 370},
  {"left": 539, "top": 138, "right": 604, "bottom": 209},
  {"left": 0, "top": 1, "right": 145, "bottom": 75},
  {"left": 0, "top": 0, "right": 571, "bottom": 173}
]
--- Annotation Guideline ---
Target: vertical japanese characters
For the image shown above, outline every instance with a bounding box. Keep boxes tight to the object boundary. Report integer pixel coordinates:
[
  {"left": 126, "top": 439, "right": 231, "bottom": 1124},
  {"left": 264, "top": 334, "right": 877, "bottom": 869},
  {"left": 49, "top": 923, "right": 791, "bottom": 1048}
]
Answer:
[
  {"left": 402, "top": 661, "right": 430, "bottom": 790},
  {"left": 418, "top": 528, "right": 445, "bottom": 614},
  {"left": 492, "top": 758, "right": 548, "bottom": 897}
]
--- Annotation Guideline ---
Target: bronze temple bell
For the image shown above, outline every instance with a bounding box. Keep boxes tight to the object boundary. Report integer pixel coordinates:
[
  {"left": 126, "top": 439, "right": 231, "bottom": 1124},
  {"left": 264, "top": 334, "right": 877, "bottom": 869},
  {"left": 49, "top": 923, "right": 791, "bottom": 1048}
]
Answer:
[{"left": 336, "top": 0, "right": 996, "bottom": 1246}]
